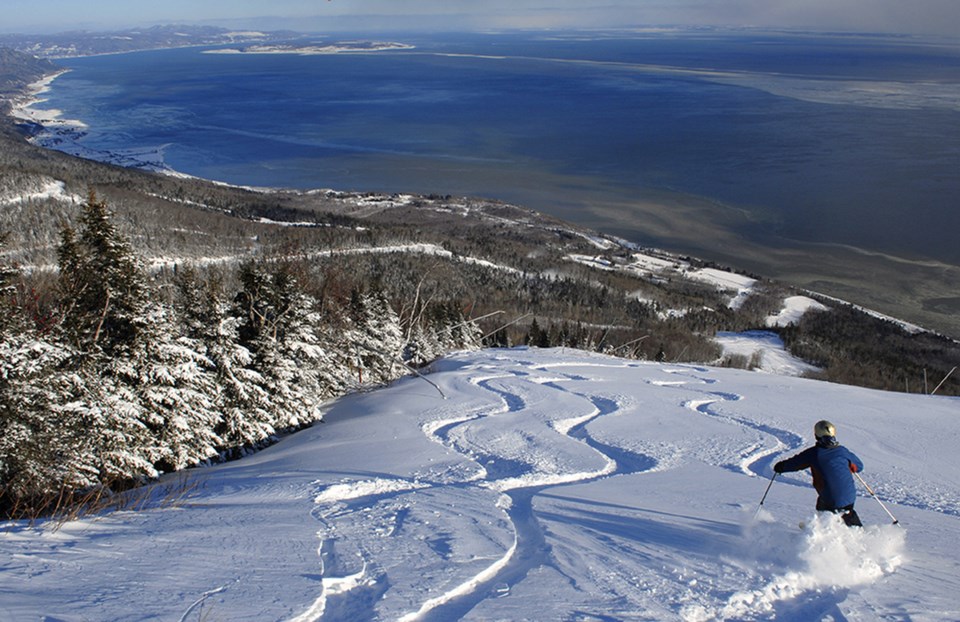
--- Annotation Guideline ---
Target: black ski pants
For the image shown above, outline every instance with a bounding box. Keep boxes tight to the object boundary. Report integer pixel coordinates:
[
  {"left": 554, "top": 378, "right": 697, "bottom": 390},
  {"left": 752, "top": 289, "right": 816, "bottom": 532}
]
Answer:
[{"left": 821, "top": 504, "right": 863, "bottom": 527}]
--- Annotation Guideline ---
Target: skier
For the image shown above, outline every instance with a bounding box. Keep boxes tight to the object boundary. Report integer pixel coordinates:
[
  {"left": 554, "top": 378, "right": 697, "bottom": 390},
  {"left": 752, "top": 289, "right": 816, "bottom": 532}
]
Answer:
[{"left": 774, "top": 420, "right": 864, "bottom": 527}]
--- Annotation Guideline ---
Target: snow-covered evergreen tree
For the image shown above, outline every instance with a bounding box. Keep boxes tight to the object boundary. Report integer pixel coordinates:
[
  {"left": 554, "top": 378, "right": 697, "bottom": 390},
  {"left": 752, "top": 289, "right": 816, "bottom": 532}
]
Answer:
[
  {"left": 48, "top": 195, "right": 160, "bottom": 487},
  {"left": 254, "top": 296, "right": 342, "bottom": 430},
  {"left": 83, "top": 366, "right": 158, "bottom": 485},
  {"left": 128, "top": 303, "right": 223, "bottom": 472},
  {"left": 431, "top": 301, "right": 483, "bottom": 354},
  {"left": 176, "top": 265, "right": 274, "bottom": 453},
  {"left": 0, "top": 235, "right": 84, "bottom": 514},
  {"left": 403, "top": 320, "right": 441, "bottom": 366},
  {"left": 403, "top": 301, "right": 482, "bottom": 366},
  {"left": 0, "top": 232, "right": 18, "bottom": 335},
  {"left": 57, "top": 191, "right": 149, "bottom": 356},
  {"left": 343, "top": 286, "right": 405, "bottom": 385},
  {"left": 233, "top": 259, "right": 341, "bottom": 432},
  {"left": 0, "top": 332, "right": 109, "bottom": 516}
]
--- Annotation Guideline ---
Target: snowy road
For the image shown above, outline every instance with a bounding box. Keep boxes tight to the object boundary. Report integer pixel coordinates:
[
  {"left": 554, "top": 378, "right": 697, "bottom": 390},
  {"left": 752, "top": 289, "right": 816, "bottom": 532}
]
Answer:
[{"left": 2, "top": 348, "right": 959, "bottom": 621}]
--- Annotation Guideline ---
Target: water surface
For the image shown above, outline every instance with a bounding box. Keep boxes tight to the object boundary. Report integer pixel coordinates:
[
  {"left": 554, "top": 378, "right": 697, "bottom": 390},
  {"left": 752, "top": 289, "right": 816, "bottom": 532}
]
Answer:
[{"left": 42, "top": 31, "right": 960, "bottom": 267}]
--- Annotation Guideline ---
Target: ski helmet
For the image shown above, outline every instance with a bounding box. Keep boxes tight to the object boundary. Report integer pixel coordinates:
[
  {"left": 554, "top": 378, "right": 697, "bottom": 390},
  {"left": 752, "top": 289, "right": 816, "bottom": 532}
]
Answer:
[{"left": 814, "top": 419, "right": 836, "bottom": 439}]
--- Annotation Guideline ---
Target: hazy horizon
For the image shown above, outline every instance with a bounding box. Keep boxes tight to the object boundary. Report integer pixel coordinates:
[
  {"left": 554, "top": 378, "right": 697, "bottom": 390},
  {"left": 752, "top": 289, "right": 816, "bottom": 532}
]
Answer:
[{"left": 3, "top": 0, "right": 960, "bottom": 38}]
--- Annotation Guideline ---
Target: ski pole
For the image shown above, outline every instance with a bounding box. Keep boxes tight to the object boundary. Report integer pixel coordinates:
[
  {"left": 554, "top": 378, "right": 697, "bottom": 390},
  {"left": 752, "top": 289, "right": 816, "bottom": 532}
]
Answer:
[
  {"left": 754, "top": 472, "right": 778, "bottom": 517},
  {"left": 855, "top": 471, "right": 900, "bottom": 526}
]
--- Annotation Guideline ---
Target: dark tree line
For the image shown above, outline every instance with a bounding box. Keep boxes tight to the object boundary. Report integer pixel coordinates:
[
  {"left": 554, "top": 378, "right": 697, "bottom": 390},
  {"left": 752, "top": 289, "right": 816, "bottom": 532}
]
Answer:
[{"left": 780, "top": 304, "right": 960, "bottom": 395}]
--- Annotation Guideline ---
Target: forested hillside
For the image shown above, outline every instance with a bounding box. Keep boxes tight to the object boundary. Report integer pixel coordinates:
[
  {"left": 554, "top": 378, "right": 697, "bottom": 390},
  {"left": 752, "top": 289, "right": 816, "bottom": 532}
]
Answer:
[
  {"left": 1, "top": 52, "right": 958, "bottom": 518},
  {"left": 0, "top": 48, "right": 55, "bottom": 106},
  {"left": 1, "top": 190, "right": 488, "bottom": 517}
]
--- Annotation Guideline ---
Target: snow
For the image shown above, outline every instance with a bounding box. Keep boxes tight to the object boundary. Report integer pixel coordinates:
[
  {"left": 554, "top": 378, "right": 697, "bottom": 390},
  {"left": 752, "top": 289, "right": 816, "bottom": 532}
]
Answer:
[
  {"left": 687, "top": 268, "right": 757, "bottom": 309},
  {"left": 766, "top": 296, "right": 829, "bottom": 327},
  {"left": 715, "top": 330, "right": 821, "bottom": 376},
  {"left": 3, "top": 347, "right": 959, "bottom": 621},
  {"left": 146, "top": 243, "right": 524, "bottom": 276},
  {"left": 0, "top": 178, "right": 81, "bottom": 206},
  {"left": 9, "top": 72, "right": 88, "bottom": 132},
  {"left": 814, "top": 292, "right": 930, "bottom": 335},
  {"left": 567, "top": 252, "right": 758, "bottom": 308}
]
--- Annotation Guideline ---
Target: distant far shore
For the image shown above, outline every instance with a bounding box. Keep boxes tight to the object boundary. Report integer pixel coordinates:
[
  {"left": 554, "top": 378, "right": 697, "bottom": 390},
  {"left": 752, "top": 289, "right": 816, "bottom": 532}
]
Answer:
[{"left": 204, "top": 42, "right": 415, "bottom": 56}]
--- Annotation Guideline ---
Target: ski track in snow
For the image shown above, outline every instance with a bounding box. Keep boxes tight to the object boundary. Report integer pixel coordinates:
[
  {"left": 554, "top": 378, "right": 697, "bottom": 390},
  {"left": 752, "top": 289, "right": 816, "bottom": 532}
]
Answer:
[
  {"left": 6, "top": 349, "right": 955, "bottom": 621},
  {"left": 408, "top": 362, "right": 661, "bottom": 620},
  {"left": 681, "top": 389, "right": 805, "bottom": 478},
  {"left": 292, "top": 357, "right": 924, "bottom": 621},
  {"left": 663, "top": 366, "right": 960, "bottom": 520},
  {"left": 652, "top": 366, "right": 805, "bottom": 478},
  {"left": 301, "top": 358, "right": 665, "bottom": 621}
]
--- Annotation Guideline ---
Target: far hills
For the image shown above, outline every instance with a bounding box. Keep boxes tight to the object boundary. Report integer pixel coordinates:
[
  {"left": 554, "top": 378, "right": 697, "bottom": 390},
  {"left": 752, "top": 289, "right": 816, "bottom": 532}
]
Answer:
[{"left": 0, "top": 24, "right": 288, "bottom": 59}]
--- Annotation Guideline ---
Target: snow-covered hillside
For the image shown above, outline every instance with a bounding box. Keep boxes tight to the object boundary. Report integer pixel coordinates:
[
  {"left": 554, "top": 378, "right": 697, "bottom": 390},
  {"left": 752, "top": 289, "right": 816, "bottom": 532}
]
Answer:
[{"left": 2, "top": 348, "right": 958, "bottom": 621}]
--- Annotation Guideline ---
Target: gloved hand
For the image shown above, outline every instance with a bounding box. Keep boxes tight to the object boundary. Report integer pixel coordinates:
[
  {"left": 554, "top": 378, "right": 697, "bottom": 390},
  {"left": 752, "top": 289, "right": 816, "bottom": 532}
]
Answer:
[{"left": 773, "top": 461, "right": 785, "bottom": 473}]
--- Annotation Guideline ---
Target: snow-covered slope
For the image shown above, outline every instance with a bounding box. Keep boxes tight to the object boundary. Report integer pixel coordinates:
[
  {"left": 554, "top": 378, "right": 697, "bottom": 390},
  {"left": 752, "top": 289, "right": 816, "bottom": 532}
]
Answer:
[{"left": 2, "top": 348, "right": 958, "bottom": 621}]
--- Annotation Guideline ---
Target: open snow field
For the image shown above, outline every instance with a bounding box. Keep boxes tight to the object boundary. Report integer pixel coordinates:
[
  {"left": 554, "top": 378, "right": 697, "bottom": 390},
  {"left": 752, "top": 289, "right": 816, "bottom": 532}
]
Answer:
[{"left": 2, "top": 348, "right": 958, "bottom": 621}]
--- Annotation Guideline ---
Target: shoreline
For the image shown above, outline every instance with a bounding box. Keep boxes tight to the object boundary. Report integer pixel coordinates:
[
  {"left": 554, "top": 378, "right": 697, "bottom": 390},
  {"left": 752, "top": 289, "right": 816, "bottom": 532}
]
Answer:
[
  {"left": 9, "top": 70, "right": 193, "bottom": 176},
  {"left": 5, "top": 67, "right": 960, "bottom": 339},
  {"left": 8, "top": 69, "right": 77, "bottom": 125}
]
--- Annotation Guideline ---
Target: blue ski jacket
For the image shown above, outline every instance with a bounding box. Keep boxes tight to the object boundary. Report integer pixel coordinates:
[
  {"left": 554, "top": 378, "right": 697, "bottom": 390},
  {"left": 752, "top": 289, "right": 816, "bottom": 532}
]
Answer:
[{"left": 775, "top": 441, "right": 864, "bottom": 511}]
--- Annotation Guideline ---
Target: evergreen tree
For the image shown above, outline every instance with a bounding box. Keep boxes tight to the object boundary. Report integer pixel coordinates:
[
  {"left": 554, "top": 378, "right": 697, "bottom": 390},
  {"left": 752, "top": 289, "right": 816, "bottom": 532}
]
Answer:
[
  {"left": 0, "top": 233, "right": 117, "bottom": 515},
  {"left": 403, "top": 320, "right": 441, "bottom": 366},
  {"left": 211, "top": 316, "right": 274, "bottom": 453},
  {"left": 235, "top": 258, "right": 343, "bottom": 429},
  {"left": 82, "top": 365, "right": 158, "bottom": 486},
  {"left": 267, "top": 289, "right": 345, "bottom": 428},
  {"left": 407, "top": 301, "right": 482, "bottom": 363},
  {"left": 230, "top": 259, "right": 294, "bottom": 439},
  {"left": 0, "top": 334, "right": 95, "bottom": 516},
  {"left": 129, "top": 303, "right": 223, "bottom": 472},
  {"left": 173, "top": 266, "right": 221, "bottom": 343},
  {"left": 486, "top": 325, "right": 511, "bottom": 348},
  {"left": 177, "top": 264, "right": 274, "bottom": 452},
  {"left": 526, "top": 318, "right": 550, "bottom": 347},
  {"left": 51, "top": 194, "right": 157, "bottom": 486},
  {"left": 403, "top": 300, "right": 445, "bottom": 365},
  {"left": 57, "top": 191, "right": 149, "bottom": 356},
  {"left": 0, "top": 232, "right": 18, "bottom": 334},
  {"left": 343, "top": 286, "right": 405, "bottom": 385}
]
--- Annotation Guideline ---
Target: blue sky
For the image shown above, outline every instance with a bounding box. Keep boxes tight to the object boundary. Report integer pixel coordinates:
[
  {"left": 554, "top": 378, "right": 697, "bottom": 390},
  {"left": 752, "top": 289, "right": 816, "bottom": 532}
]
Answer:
[{"left": 3, "top": 0, "right": 960, "bottom": 36}]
